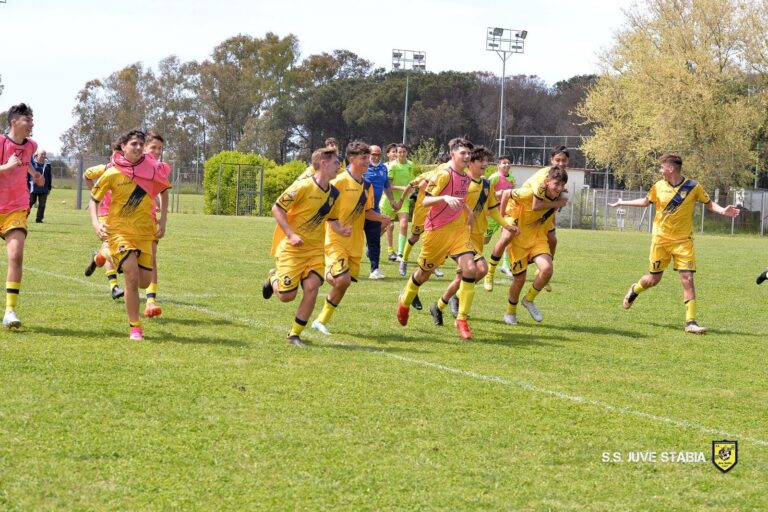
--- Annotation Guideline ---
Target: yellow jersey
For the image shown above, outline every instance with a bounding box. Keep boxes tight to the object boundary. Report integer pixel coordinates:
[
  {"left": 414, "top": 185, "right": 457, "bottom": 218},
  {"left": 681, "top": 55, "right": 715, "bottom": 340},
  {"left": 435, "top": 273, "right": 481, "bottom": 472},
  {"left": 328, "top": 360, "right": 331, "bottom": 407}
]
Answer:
[
  {"left": 271, "top": 177, "right": 341, "bottom": 257},
  {"left": 648, "top": 178, "right": 710, "bottom": 243},
  {"left": 326, "top": 170, "right": 374, "bottom": 257},
  {"left": 507, "top": 171, "right": 556, "bottom": 247},
  {"left": 466, "top": 176, "right": 499, "bottom": 237},
  {"left": 90, "top": 167, "right": 156, "bottom": 240}
]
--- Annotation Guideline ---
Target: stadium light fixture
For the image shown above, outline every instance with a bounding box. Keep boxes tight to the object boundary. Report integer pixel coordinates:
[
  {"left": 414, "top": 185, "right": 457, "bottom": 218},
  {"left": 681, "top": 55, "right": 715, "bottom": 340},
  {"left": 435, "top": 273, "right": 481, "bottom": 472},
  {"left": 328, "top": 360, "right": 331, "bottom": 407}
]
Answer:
[
  {"left": 485, "top": 27, "right": 527, "bottom": 157},
  {"left": 392, "top": 49, "right": 427, "bottom": 144}
]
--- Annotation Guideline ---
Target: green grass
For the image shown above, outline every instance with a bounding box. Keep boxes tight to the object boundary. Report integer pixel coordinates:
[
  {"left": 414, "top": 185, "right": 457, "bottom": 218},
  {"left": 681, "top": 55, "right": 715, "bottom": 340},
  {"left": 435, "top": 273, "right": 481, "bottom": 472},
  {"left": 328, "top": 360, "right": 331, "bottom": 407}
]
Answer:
[{"left": 1, "top": 190, "right": 767, "bottom": 510}]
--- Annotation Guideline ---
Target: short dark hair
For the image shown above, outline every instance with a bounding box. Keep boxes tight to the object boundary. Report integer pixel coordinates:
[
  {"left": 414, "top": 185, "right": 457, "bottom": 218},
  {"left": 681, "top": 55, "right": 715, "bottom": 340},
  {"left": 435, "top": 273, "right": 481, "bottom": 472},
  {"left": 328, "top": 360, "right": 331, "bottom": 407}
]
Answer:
[
  {"left": 385, "top": 143, "right": 398, "bottom": 153},
  {"left": 146, "top": 131, "right": 164, "bottom": 144},
  {"left": 448, "top": 137, "right": 473, "bottom": 152},
  {"left": 7, "top": 103, "right": 33, "bottom": 125},
  {"left": 547, "top": 165, "right": 568, "bottom": 184},
  {"left": 550, "top": 146, "right": 570, "bottom": 159},
  {"left": 470, "top": 145, "right": 493, "bottom": 162},
  {"left": 498, "top": 155, "right": 512, "bottom": 164},
  {"left": 345, "top": 140, "right": 370, "bottom": 158},
  {"left": 659, "top": 153, "right": 682, "bottom": 171},
  {"left": 324, "top": 137, "right": 338, "bottom": 148},
  {"left": 114, "top": 129, "right": 146, "bottom": 149},
  {"left": 395, "top": 143, "right": 408, "bottom": 152}
]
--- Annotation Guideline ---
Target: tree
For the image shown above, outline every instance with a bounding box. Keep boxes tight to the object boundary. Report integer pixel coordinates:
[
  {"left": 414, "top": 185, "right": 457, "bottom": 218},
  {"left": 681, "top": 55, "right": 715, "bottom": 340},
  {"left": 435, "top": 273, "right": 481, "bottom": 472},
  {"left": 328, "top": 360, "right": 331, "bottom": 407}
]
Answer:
[{"left": 578, "top": 0, "right": 767, "bottom": 190}]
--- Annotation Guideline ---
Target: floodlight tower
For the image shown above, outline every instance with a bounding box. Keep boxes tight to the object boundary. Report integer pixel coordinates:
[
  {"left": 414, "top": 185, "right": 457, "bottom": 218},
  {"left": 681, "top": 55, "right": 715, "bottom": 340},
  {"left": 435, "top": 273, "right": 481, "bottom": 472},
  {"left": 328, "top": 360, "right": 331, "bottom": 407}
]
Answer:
[
  {"left": 392, "top": 49, "right": 426, "bottom": 144},
  {"left": 486, "top": 27, "right": 527, "bottom": 157}
]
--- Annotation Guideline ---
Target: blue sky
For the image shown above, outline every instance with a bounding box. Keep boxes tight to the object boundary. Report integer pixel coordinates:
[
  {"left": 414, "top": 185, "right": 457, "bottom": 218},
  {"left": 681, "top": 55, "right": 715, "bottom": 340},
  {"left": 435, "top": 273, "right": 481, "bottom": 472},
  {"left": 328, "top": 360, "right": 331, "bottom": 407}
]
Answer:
[{"left": 0, "top": 0, "right": 634, "bottom": 153}]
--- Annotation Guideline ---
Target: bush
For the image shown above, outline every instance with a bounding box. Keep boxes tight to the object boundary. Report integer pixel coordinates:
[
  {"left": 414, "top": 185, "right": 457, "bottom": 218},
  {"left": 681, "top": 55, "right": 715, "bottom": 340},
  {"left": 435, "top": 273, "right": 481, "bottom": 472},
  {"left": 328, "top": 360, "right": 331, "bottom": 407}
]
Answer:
[
  {"left": 203, "top": 151, "right": 276, "bottom": 215},
  {"left": 262, "top": 160, "right": 308, "bottom": 215}
]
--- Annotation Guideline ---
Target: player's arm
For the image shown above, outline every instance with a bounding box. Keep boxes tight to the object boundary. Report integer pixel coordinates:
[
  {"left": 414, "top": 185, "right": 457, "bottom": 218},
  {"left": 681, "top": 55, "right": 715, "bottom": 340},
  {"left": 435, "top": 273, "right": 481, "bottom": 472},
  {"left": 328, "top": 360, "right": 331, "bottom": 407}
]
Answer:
[
  {"left": 272, "top": 203, "right": 303, "bottom": 246},
  {"left": 88, "top": 199, "right": 108, "bottom": 241},
  {"left": 328, "top": 219, "right": 352, "bottom": 237},
  {"left": 383, "top": 182, "right": 398, "bottom": 207},
  {"left": 155, "top": 189, "right": 170, "bottom": 239},
  {"left": 705, "top": 201, "right": 740, "bottom": 217},
  {"left": 487, "top": 204, "right": 519, "bottom": 236},
  {"left": 532, "top": 194, "right": 567, "bottom": 211},
  {"left": 609, "top": 197, "right": 650, "bottom": 208},
  {"left": 0, "top": 154, "right": 23, "bottom": 173}
]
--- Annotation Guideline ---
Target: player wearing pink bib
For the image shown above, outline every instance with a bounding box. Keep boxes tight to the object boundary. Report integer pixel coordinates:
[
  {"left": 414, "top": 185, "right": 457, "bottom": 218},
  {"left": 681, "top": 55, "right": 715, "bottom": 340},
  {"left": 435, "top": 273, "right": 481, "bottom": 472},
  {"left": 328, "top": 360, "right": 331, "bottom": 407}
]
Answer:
[
  {"left": 396, "top": 137, "right": 478, "bottom": 340},
  {"left": 142, "top": 131, "right": 171, "bottom": 318},
  {"left": 0, "top": 104, "right": 45, "bottom": 329}
]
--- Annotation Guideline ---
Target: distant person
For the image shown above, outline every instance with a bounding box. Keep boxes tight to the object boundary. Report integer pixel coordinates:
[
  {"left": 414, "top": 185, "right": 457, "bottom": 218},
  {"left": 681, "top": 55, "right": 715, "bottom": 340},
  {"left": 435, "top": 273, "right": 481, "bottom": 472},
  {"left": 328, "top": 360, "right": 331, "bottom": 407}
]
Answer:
[
  {"left": 609, "top": 153, "right": 740, "bottom": 334},
  {"left": 0, "top": 103, "right": 45, "bottom": 329},
  {"left": 28, "top": 150, "right": 52, "bottom": 223},
  {"left": 381, "top": 143, "right": 415, "bottom": 267},
  {"left": 363, "top": 144, "right": 398, "bottom": 279}
]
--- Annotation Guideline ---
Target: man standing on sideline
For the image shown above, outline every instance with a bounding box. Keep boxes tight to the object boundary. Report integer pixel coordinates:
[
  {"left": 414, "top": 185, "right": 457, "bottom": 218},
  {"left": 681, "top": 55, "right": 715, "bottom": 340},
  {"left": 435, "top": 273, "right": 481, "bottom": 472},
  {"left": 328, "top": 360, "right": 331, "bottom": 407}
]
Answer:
[
  {"left": 0, "top": 103, "right": 45, "bottom": 329},
  {"left": 29, "top": 151, "right": 52, "bottom": 223},
  {"left": 363, "top": 145, "right": 399, "bottom": 279},
  {"left": 609, "top": 153, "right": 740, "bottom": 334}
]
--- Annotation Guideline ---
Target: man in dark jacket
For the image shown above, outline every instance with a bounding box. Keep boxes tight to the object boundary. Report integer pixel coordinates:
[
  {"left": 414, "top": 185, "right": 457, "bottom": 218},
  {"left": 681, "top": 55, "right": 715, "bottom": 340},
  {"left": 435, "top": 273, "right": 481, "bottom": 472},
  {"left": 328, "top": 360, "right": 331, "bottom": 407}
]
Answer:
[{"left": 29, "top": 151, "right": 52, "bottom": 223}]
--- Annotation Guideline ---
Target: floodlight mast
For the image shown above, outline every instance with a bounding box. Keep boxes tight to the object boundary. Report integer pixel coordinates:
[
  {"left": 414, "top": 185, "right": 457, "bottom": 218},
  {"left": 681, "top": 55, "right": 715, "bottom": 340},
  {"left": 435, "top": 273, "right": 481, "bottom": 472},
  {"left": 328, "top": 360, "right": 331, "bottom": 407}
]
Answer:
[
  {"left": 486, "top": 27, "right": 527, "bottom": 157},
  {"left": 392, "top": 49, "right": 427, "bottom": 144}
]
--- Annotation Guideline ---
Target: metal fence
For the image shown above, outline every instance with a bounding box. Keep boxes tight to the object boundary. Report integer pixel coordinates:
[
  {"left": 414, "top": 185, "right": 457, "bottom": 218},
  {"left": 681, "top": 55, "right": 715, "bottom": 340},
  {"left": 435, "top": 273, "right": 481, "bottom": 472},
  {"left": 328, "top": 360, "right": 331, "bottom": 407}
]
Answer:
[
  {"left": 211, "top": 163, "right": 266, "bottom": 216},
  {"left": 503, "top": 135, "right": 591, "bottom": 169},
  {"left": 554, "top": 187, "right": 768, "bottom": 235}
]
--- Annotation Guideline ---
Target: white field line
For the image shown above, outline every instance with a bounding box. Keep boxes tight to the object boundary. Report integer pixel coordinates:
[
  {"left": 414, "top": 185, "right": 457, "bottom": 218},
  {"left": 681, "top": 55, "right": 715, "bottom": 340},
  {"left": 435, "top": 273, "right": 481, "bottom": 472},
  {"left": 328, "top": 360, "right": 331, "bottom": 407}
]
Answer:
[{"left": 29, "top": 266, "right": 768, "bottom": 447}]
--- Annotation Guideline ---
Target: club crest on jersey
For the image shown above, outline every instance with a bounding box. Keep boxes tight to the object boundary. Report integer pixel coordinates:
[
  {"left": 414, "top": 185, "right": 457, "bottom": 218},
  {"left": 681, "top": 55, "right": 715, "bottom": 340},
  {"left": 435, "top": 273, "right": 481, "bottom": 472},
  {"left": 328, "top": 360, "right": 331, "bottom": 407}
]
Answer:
[
  {"left": 679, "top": 190, "right": 688, "bottom": 199},
  {"left": 712, "top": 440, "right": 737, "bottom": 473},
  {"left": 283, "top": 276, "right": 292, "bottom": 287}
]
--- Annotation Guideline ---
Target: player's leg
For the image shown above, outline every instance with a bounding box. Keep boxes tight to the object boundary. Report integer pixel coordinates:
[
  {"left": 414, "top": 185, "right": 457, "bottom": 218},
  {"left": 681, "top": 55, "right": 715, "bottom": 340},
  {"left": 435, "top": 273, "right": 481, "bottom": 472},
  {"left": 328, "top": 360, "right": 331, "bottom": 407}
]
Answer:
[
  {"left": 120, "top": 251, "right": 145, "bottom": 340},
  {"left": 454, "top": 252, "right": 478, "bottom": 339},
  {"left": 289, "top": 272, "right": 322, "bottom": 346},
  {"left": 432, "top": 270, "right": 462, "bottom": 326},
  {"left": 624, "top": 243, "right": 668, "bottom": 309},
  {"left": 485, "top": 227, "right": 514, "bottom": 290},
  {"left": 396, "top": 212, "right": 409, "bottom": 271},
  {"left": 313, "top": 253, "right": 354, "bottom": 334},
  {"left": 505, "top": 263, "right": 528, "bottom": 325},
  {"left": 536, "top": 229, "right": 557, "bottom": 291},
  {"left": 3, "top": 229, "right": 26, "bottom": 329},
  {"left": 679, "top": 270, "right": 704, "bottom": 333},
  {"left": 520, "top": 253, "right": 552, "bottom": 322},
  {"left": 144, "top": 241, "right": 161, "bottom": 317},
  {"left": 364, "top": 219, "right": 384, "bottom": 279},
  {"left": 103, "top": 249, "right": 124, "bottom": 299}
]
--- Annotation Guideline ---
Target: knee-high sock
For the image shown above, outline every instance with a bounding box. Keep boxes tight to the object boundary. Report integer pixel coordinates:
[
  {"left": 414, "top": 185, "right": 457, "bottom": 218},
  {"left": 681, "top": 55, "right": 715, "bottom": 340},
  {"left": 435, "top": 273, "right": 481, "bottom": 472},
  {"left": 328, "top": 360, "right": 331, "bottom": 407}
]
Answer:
[
  {"left": 506, "top": 300, "right": 517, "bottom": 315},
  {"left": 487, "top": 254, "right": 501, "bottom": 278},
  {"left": 402, "top": 275, "right": 421, "bottom": 306},
  {"left": 402, "top": 239, "right": 415, "bottom": 263},
  {"left": 685, "top": 299, "right": 696, "bottom": 324},
  {"left": 397, "top": 234, "right": 407, "bottom": 256},
  {"left": 146, "top": 282, "right": 158, "bottom": 304},
  {"left": 456, "top": 277, "right": 475, "bottom": 320},
  {"left": 524, "top": 285, "right": 541, "bottom": 303},
  {"left": 289, "top": 317, "right": 308, "bottom": 337},
  {"left": 5, "top": 281, "right": 20, "bottom": 311},
  {"left": 317, "top": 298, "right": 338, "bottom": 325}
]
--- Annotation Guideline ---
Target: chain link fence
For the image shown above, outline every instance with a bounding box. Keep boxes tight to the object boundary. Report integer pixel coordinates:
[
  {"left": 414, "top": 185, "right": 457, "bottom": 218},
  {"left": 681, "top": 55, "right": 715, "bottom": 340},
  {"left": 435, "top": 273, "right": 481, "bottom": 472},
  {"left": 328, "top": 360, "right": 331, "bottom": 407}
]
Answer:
[{"left": 554, "top": 187, "right": 768, "bottom": 235}]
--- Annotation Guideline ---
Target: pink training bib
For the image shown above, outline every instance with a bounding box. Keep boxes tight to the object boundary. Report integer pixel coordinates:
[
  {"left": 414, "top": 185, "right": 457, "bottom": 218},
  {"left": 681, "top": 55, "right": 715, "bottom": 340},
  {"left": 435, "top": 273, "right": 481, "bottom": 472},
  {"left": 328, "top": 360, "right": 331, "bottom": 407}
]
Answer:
[{"left": 0, "top": 135, "right": 38, "bottom": 213}]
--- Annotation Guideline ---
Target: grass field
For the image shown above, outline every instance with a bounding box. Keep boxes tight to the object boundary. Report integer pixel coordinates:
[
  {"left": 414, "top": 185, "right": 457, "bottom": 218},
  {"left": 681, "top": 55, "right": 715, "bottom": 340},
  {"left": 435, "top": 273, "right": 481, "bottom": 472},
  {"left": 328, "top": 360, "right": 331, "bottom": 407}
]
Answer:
[{"left": 1, "top": 189, "right": 767, "bottom": 510}]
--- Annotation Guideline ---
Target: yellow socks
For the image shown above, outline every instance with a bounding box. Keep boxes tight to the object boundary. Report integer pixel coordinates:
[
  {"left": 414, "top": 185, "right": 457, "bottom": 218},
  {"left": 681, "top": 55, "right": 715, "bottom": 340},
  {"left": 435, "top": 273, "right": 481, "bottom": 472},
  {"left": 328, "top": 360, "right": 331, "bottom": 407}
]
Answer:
[
  {"left": 290, "top": 317, "right": 307, "bottom": 337},
  {"left": 506, "top": 300, "right": 517, "bottom": 315},
  {"left": 524, "top": 285, "right": 541, "bottom": 303},
  {"left": 685, "top": 299, "right": 696, "bottom": 324},
  {"left": 146, "top": 282, "right": 158, "bottom": 304},
  {"left": 456, "top": 277, "right": 475, "bottom": 320},
  {"left": 5, "top": 281, "right": 20, "bottom": 311},
  {"left": 317, "top": 298, "right": 337, "bottom": 325},
  {"left": 403, "top": 276, "right": 421, "bottom": 306}
]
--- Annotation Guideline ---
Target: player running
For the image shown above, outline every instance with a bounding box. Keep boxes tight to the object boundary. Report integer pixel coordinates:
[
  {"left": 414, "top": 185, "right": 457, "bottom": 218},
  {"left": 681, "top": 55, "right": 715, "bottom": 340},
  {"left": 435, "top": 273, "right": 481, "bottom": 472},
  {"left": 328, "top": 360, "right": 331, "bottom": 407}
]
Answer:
[{"left": 262, "top": 147, "right": 351, "bottom": 347}]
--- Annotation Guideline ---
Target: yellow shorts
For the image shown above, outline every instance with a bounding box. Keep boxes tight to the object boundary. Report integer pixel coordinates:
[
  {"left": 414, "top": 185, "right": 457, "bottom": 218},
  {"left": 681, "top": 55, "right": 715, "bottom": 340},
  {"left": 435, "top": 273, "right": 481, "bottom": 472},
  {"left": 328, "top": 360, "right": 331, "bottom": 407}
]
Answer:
[
  {"left": 411, "top": 201, "right": 427, "bottom": 235},
  {"left": 108, "top": 235, "right": 154, "bottom": 272},
  {"left": 0, "top": 209, "right": 28, "bottom": 239},
  {"left": 649, "top": 239, "right": 695, "bottom": 273},
  {"left": 417, "top": 224, "right": 473, "bottom": 271},
  {"left": 325, "top": 243, "right": 361, "bottom": 281},
  {"left": 275, "top": 250, "right": 324, "bottom": 294},
  {"left": 508, "top": 239, "right": 551, "bottom": 275},
  {"left": 470, "top": 232, "right": 486, "bottom": 260}
]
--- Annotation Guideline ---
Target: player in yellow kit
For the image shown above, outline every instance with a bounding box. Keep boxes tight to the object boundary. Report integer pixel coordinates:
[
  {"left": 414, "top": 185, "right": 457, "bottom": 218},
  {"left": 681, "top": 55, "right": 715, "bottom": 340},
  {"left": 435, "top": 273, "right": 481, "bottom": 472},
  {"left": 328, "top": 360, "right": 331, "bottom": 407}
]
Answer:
[
  {"left": 503, "top": 166, "right": 569, "bottom": 326},
  {"left": 262, "top": 147, "right": 351, "bottom": 347},
  {"left": 429, "top": 146, "right": 517, "bottom": 326},
  {"left": 609, "top": 153, "right": 740, "bottom": 334},
  {"left": 310, "top": 141, "right": 391, "bottom": 335}
]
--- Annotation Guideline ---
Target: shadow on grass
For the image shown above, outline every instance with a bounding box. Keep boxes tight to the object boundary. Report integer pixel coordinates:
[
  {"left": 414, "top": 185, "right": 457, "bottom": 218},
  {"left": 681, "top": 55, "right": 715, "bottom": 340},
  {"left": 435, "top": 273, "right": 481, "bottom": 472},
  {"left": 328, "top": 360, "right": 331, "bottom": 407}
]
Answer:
[
  {"left": 646, "top": 321, "right": 764, "bottom": 338},
  {"left": 148, "top": 330, "right": 249, "bottom": 347},
  {"left": 26, "top": 326, "right": 127, "bottom": 338},
  {"left": 153, "top": 316, "right": 238, "bottom": 327},
  {"left": 539, "top": 322, "right": 649, "bottom": 338}
]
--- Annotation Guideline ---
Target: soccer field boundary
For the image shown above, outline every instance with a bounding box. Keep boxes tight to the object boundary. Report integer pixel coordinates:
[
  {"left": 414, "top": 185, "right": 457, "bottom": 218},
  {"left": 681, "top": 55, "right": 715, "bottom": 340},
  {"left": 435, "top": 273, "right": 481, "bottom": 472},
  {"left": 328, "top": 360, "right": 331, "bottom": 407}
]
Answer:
[{"left": 28, "top": 266, "right": 768, "bottom": 448}]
